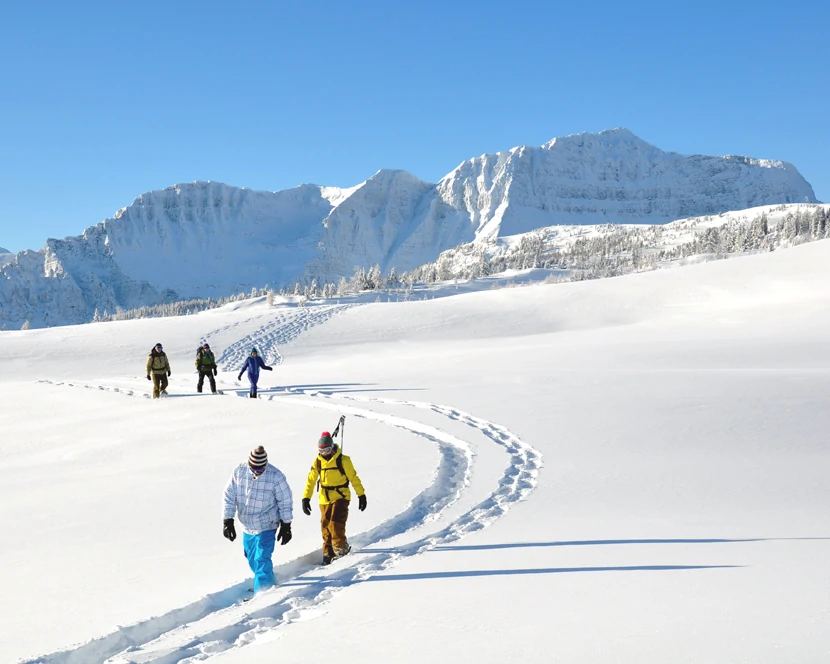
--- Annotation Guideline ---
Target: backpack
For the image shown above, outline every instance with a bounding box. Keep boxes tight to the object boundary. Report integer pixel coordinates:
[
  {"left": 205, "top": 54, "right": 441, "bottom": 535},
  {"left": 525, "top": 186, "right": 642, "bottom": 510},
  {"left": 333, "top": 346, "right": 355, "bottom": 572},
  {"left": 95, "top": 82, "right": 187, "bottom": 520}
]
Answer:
[
  {"left": 196, "top": 347, "right": 214, "bottom": 367},
  {"left": 316, "top": 452, "right": 349, "bottom": 500}
]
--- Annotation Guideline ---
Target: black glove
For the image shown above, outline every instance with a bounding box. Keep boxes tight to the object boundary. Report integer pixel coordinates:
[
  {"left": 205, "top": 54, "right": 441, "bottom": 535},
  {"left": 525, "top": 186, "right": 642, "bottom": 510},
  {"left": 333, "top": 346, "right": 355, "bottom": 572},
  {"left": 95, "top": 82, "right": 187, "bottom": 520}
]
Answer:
[
  {"left": 237, "top": 374, "right": 243, "bottom": 381},
  {"left": 302, "top": 498, "right": 312, "bottom": 515},
  {"left": 146, "top": 375, "right": 151, "bottom": 381},
  {"left": 167, "top": 371, "right": 171, "bottom": 377},
  {"left": 277, "top": 520, "right": 292, "bottom": 545},
  {"left": 213, "top": 367, "right": 218, "bottom": 376},
  {"left": 266, "top": 366, "right": 273, "bottom": 371},
  {"left": 358, "top": 494, "right": 367, "bottom": 511},
  {"left": 223, "top": 518, "right": 236, "bottom": 542}
]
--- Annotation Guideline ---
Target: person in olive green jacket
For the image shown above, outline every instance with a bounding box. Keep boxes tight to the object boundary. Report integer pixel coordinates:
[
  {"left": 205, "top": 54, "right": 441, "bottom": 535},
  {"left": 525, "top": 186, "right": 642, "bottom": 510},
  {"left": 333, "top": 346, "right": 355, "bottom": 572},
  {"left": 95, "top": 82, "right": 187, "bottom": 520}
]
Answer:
[
  {"left": 301, "top": 431, "right": 367, "bottom": 565},
  {"left": 146, "top": 342, "right": 171, "bottom": 399},
  {"left": 195, "top": 342, "right": 218, "bottom": 394}
]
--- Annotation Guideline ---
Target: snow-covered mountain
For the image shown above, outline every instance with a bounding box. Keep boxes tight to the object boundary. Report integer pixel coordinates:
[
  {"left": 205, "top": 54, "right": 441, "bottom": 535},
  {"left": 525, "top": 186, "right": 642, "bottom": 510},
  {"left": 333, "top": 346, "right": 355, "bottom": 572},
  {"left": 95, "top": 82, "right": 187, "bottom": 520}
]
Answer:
[
  {"left": 0, "top": 129, "right": 818, "bottom": 329},
  {"left": 442, "top": 128, "right": 816, "bottom": 237}
]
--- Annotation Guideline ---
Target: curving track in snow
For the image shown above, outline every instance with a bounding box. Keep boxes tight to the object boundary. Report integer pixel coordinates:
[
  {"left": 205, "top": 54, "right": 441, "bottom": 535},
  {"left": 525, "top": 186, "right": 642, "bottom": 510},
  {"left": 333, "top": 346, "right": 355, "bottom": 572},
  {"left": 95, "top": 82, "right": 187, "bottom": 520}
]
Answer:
[{"left": 27, "top": 307, "right": 542, "bottom": 664}]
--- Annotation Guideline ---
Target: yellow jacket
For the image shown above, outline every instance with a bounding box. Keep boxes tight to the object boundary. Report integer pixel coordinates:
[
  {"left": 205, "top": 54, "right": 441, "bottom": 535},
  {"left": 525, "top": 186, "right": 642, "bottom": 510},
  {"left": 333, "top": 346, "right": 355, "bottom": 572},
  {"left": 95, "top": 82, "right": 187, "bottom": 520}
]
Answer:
[{"left": 302, "top": 446, "right": 365, "bottom": 504}]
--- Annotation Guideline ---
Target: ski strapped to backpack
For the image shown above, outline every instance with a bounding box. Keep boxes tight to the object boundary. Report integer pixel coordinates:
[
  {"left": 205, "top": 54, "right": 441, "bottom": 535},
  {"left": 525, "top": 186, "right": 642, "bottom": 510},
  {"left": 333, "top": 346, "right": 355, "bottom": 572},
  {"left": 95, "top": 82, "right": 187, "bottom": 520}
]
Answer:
[{"left": 316, "top": 415, "right": 348, "bottom": 500}]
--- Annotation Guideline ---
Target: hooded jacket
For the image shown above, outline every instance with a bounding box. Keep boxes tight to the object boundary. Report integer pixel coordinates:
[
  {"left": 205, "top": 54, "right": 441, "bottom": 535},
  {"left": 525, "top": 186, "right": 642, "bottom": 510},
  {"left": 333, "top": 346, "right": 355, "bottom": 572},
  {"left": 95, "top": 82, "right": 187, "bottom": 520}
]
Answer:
[
  {"left": 302, "top": 445, "right": 365, "bottom": 505},
  {"left": 146, "top": 349, "right": 171, "bottom": 375},
  {"left": 240, "top": 354, "right": 270, "bottom": 380},
  {"left": 223, "top": 463, "right": 294, "bottom": 535}
]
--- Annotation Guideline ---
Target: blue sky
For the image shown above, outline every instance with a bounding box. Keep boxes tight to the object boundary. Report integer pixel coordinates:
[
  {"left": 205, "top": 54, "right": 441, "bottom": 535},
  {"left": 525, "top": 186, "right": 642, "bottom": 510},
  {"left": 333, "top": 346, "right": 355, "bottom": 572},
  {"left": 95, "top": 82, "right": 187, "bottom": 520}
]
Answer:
[{"left": 0, "top": 0, "right": 827, "bottom": 253}]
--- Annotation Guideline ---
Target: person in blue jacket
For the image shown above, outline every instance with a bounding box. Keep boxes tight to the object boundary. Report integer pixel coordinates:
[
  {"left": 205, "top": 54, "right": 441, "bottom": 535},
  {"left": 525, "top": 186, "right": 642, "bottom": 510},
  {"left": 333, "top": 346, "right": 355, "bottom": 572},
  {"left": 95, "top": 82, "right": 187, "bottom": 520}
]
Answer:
[{"left": 237, "top": 348, "right": 273, "bottom": 398}]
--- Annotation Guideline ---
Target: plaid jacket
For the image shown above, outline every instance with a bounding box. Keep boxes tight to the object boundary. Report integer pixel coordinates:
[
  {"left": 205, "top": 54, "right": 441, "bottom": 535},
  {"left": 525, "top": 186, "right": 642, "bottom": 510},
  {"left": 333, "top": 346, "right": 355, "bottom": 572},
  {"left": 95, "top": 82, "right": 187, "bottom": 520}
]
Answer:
[{"left": 223, "top": 463, "right": 294, "bottom": 535}]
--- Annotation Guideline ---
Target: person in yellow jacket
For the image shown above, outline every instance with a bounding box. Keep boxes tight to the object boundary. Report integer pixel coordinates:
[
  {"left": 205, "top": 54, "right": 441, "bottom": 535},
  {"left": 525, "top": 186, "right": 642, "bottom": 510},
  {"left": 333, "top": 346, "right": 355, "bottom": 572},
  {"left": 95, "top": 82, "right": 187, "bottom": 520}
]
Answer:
[
  {"left": 302, "top": 431, "right": 366, "bottom": 565},
  {"left": 145, "top": 342, "right": 171, "bottom": 399}
]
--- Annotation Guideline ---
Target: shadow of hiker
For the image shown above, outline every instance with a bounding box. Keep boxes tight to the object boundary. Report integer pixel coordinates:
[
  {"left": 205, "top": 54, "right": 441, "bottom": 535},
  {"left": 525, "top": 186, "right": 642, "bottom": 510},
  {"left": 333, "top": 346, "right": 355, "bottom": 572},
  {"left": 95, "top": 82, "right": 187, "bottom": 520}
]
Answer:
[
  {"left": 361, "top": 537, "right": 830, "bottom": 554},
  {"left": 278, "top": 564, "right": 740, "bottom": 590},
  {"left": 260, "top": 384, "right": 426, "bottom": 396}
]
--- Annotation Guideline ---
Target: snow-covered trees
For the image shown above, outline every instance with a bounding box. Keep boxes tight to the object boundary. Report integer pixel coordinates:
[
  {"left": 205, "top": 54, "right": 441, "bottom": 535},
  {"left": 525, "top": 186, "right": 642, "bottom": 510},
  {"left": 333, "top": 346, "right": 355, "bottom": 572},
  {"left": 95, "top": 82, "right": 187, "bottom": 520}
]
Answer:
[
  {"left": 84, "top": 204, "right": 830, "bottom": 325},
  {"left": 95, "top": 287, "right": 272, "bottom": 323}
]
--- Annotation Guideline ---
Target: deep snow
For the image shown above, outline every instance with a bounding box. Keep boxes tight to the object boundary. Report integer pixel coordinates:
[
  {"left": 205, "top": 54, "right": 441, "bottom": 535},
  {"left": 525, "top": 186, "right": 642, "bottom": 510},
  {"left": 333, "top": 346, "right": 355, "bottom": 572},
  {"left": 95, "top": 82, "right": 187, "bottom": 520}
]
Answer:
[{"left": 1, "top": 240, "right": 829, "bottom": 663}]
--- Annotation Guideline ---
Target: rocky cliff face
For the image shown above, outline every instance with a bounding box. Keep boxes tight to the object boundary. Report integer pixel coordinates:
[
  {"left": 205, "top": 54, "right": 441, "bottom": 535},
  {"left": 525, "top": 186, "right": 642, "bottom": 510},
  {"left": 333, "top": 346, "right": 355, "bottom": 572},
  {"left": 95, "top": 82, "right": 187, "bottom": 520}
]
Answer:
[
  {"left": 436, "top": 128, "right": 817, "bottom": 238},
  {"left": 0, "top": 247, "right": 12, "bottom": 269},
  {"left": 0, "top": 129, "right": 818, "bottom": 328}
]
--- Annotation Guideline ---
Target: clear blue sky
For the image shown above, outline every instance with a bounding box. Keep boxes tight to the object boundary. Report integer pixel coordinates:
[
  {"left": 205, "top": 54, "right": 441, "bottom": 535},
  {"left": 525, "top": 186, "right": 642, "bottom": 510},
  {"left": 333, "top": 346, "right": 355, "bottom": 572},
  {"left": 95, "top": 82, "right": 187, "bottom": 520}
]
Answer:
[{"left": 0, "top": 0, "right": 827, "bottom": 253}]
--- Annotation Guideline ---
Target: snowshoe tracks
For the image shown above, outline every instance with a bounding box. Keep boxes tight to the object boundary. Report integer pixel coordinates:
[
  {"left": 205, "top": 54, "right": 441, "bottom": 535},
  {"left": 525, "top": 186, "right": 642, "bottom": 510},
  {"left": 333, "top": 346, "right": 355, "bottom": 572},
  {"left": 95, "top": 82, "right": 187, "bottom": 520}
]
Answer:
[{"left": 28, "top": 309, "right": 542, "bottom": 664}]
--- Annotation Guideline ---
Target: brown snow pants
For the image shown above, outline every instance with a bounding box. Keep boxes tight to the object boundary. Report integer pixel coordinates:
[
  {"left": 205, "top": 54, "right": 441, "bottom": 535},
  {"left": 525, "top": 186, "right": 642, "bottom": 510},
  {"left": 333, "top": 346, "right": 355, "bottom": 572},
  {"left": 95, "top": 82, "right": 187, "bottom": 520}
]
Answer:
[
  {"left": 320, "top": 499, "right": 350, "bottom": 557},
  {"left": 152, "top": 373, "right": 168, "bottom": 398}
]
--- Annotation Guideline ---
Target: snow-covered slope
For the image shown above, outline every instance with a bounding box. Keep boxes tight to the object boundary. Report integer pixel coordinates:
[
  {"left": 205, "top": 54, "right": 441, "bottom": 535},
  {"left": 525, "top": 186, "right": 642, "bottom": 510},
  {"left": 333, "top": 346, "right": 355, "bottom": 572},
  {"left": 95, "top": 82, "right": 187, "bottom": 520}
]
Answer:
[
  {"left": 0, "top": 130, "right": 817, "bottom": 329},
  {"left": 410, "top": 203, "right": 830, "bottom": 282},
  {"left": 0, "top": 246, "right": 12, "bottom": 268},
  {"left": 2, "top": 241, "right": 829, "bottom": 663}
]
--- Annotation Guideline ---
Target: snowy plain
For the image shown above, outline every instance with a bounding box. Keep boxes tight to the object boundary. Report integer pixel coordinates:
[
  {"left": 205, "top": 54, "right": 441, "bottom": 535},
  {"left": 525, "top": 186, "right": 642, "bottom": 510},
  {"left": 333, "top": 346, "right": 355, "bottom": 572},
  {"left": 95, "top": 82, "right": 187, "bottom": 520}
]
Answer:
[{"left": 1, "top": 240, "right": 829, "bottom": 663}]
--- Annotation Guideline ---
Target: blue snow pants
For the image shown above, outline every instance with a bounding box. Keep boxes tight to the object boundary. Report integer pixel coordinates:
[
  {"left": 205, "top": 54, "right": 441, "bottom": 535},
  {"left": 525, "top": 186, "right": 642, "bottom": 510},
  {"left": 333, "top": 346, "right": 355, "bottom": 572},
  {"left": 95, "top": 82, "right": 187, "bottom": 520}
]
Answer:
[
  {"left": 243, "top": 529, "right": 276, "bottom": 592},
  {"left": 248, "top": 375, "right": 259, "bottom": 398}
]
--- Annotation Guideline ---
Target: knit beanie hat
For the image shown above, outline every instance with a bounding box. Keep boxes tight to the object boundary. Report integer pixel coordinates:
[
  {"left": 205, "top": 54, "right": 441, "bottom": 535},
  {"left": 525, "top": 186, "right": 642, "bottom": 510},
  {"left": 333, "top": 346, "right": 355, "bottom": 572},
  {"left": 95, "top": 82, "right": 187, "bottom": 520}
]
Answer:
[
  {"left": 318, "top": 432, "right": 334, "bottom": 455},
  {"left": 248, "top": 445, "right": 268, "bottom": 470}
]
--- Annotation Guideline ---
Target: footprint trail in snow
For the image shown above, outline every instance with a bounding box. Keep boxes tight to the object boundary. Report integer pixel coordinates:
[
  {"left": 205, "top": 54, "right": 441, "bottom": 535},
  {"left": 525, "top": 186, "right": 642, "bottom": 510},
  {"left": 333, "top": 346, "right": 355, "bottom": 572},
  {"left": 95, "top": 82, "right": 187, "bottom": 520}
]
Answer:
[{"left": 27, "top": 306, "right": 542, "bottom": 664}]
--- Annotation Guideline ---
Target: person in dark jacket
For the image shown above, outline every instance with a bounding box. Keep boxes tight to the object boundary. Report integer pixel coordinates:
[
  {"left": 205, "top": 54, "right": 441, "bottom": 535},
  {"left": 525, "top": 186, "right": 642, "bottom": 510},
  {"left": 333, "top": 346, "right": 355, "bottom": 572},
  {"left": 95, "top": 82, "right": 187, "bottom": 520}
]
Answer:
[
  {"left": 196, "top": 342, "right": 218, "bottom": 394},
  {"left": 146, "top": 342, "right": 171, "bottom": 399},
  {"left": 237, "top": 348, "right": 272, "bottom": 398}
]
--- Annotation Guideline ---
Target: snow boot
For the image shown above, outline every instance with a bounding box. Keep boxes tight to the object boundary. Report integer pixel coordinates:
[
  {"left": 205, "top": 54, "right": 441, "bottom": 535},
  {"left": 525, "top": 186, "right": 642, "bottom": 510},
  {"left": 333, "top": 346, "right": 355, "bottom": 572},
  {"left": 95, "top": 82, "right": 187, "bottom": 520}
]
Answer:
[{"left": 333, "top": 545, "right": 352, "bottom": 560}]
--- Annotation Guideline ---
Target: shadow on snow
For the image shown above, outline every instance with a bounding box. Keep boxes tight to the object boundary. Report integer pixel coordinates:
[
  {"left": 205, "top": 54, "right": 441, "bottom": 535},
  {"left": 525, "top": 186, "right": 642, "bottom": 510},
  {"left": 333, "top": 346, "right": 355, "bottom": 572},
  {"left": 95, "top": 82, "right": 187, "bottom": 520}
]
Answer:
[{"left": 362, "top": 536, "right": 830, "bottom": 554}]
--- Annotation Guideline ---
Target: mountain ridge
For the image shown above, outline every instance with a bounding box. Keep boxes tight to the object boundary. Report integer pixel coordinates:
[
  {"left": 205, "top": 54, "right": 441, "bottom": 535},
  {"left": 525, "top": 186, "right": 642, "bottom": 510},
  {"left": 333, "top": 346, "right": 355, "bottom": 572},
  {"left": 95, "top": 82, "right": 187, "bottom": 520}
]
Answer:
[{"left": 0, "top": 129, "right": 818, "bottom": 328}]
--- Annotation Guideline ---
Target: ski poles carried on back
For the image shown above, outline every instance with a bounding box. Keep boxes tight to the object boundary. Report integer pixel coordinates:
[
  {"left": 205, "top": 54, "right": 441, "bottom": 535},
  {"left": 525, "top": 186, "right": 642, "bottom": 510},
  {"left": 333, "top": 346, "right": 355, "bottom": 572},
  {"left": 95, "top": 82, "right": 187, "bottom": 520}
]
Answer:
[{"left": 331, "top": 415, "right": 346, "bottom": 451}]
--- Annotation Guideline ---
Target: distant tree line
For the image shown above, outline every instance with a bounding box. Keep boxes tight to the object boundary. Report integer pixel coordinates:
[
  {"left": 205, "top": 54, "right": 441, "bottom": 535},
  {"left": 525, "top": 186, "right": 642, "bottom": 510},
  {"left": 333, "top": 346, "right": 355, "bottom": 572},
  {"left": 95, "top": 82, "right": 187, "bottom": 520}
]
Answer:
[
  {"left": 88, "top": 205, "right": 829, "bottom": 326},
  {"left": 397, "top": 204, "right": 830, "bottom": 283},
  {"left": 93, "top": 287, "right": 272, "bottom": 323}
]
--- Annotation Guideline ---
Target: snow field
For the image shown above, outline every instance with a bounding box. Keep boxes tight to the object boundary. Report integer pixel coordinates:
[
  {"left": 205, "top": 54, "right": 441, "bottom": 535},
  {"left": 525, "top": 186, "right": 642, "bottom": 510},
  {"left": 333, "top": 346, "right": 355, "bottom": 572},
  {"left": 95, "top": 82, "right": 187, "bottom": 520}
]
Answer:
[{"left": 2, "top": 240, "right": 829, "bottom": 663}]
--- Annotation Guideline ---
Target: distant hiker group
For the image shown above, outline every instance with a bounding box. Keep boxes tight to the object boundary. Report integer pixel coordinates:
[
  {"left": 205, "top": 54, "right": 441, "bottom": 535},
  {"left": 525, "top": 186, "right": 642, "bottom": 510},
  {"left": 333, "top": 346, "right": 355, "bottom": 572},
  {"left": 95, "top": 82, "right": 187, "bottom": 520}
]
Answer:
[
  {"left": 143, "top": 342, "right": 274, "bottom": 399},
  {"left": 222, "top": 417, "right": 367, "bottom": 593}
]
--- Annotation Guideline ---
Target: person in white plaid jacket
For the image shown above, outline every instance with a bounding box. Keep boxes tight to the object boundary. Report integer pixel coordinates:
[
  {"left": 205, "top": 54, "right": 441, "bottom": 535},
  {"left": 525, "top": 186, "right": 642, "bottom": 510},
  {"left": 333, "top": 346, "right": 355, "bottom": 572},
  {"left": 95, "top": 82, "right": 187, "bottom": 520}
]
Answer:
[{"left": 223, "top": 445, "right": 293, "bottom": 593}]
